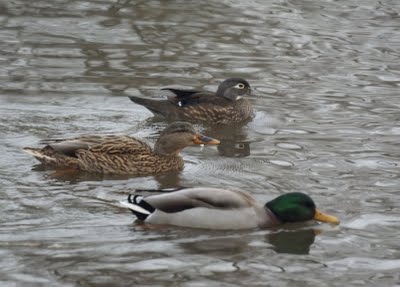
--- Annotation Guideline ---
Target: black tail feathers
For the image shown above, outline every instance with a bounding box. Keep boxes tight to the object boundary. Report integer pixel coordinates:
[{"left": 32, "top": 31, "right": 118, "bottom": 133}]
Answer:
[
  {"left": 127, "top": 194, "right": 156, "bottom": 221},
  {"left": 134, "top": 187, "right": 187, "bottom": 193}
]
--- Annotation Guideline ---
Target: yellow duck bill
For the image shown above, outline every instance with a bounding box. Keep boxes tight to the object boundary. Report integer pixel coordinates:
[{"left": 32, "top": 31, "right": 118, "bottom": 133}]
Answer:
[{"left": 314, "top": 209, "right": 340, "bottom": 224}]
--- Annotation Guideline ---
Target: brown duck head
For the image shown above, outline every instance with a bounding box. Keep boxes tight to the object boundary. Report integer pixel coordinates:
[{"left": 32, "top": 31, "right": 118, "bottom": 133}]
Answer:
[
  {"left": 154, "top": 122, "right": 220, "bottom": 156},
  {"left": 216, "top": 78, "right": 252, "bottom": 101}
]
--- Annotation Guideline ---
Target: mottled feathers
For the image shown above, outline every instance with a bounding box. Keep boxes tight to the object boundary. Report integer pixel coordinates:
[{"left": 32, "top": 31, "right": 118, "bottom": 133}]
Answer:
[{"left": 129, "top": 78, "right": 254, "bottom": 125}]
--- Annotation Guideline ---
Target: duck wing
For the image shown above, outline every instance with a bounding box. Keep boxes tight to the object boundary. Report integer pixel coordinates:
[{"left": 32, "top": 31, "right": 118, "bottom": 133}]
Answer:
[
  {"left": 87, "top": 135, "right": 152, "bottom": 155},
  {"left": 40, "top": 135, "right": 151, "bottom": 156},
  {"left": 38, "top": 135, "right": 108, "bottom": 157},
  {"left": 129, "top": 90, "right": 234, "bottom": 123},
  {"left": 145, "top": 187, "right": 256, "bottom": 213},
  {"left": 23, "top": 135, "right": 109, "bottom": 167},
  {"left": 161, "top": 88, "right": 201, "bottom": 98},
  {"left": 164, "top": 90, "right": 222, "bottom": 107},
  {"left": 74, "top": 136, "right": 154, "bottom": 174}
]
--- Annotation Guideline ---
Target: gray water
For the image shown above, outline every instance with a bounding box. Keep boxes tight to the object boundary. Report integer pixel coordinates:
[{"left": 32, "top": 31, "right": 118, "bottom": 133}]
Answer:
[{"left": 1, "top": 0, "right": 400, "bottom": 286}]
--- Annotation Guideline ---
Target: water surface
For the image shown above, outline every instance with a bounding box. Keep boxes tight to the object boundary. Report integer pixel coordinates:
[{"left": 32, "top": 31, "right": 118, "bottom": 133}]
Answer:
[{"left": 1, "top": 0, "right": 400, "bottom": 286}]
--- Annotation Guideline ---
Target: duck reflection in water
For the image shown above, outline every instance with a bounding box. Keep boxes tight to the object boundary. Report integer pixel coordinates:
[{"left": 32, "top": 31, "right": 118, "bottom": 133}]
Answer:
[
  {"left": 201, "top": 124, "right": 251, "bottom": 158},
  {"left": 184, "top": 228, "right": 319, "bottom": 256},
  {"left": 217, "top": 139, "right": 250, "bottom": 157},
  {"left": 267, "top": 228, "right": 320, "bottom": 255},
  {"left": 32, "top": 163, "right": 184, "bottom": 187}
]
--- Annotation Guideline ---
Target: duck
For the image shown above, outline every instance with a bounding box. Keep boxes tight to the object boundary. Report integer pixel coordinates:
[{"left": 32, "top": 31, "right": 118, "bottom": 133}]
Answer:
[
  {"left": 121, "top": 187, "right": 340, "bottom": 230},
  {"left": 23, "top": 122, "right": 220, "bottom": 175},
  {"left": 129, "top": 78, "right": 254, "bottom": 125}
]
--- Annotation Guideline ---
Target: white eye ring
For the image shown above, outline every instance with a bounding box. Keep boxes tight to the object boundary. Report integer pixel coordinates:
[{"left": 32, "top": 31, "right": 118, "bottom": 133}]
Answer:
[{"left": 235, "top": 83, "right": 245, "bottom": 89}]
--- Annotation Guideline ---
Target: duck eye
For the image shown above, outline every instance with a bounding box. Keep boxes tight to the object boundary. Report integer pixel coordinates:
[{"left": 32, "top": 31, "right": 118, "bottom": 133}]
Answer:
[{"left": 235, "top": 83, "right": 245, "bottom": 89}]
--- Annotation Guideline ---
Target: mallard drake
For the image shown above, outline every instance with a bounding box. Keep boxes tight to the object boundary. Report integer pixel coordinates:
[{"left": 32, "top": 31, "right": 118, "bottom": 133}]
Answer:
[
  {"left": 121, "top": 187, "right": 340, "bottom": 230},
  {"left": 23, "top": 122, "right": 220, "bottom": 175},
  {"left": 129, "top": 78, "right": 254, "bottom": 125}
]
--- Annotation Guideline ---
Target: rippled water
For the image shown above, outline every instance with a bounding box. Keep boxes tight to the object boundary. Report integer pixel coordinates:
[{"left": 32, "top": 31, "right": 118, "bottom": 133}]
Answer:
[{"left": 1, "top": 0, "right": 400, "bottom": 286}]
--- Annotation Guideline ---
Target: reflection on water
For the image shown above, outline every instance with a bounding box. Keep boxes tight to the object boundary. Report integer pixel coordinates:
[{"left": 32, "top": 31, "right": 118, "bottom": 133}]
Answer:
[
  {"left": 133, "top": 223, "right": 318, "bottom": 256},
  {"left": 267, "top": 229, "right": 317, "bottom": 255},
  {"left": 1, "top": 0, "right": 400, "bottom": 286},
  {"left": 32, "top": 163, "right": 184, "bottom": 187},
  {"left": 218, "top": 140, "right": 250, "bottom": 157},
  {"left": 204, "top": 124, "right": 252, "bottom": 158}
]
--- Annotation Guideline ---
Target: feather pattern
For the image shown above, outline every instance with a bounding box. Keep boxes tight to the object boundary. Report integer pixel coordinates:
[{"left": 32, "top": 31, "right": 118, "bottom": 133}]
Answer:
[
  {"left": 23, "top": 122, "right": 219, "bottom": 175},
  {"left": 129, "top": 78, "right": 254, "bottom": 125}
]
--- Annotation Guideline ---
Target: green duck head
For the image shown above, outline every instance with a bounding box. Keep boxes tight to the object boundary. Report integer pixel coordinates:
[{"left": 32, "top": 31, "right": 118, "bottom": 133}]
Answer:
[
  {"left": 216, "top": 78, "right": 252, "bottom": 101},
  {"left": 265, "top": 192, "right": 340, "bottom": 224}
]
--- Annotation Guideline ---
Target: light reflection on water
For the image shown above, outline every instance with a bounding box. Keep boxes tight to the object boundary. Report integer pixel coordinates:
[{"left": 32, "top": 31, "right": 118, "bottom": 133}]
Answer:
[{"left": 1, "top": 0, "right": 400, "bottom": 286}]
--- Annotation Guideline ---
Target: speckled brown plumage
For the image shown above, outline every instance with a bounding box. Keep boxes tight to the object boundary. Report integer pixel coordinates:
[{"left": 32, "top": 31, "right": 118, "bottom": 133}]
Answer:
[
  {"left": 23, "top": 122, "right": 220, "bottom": 175},
  {"left": 129, "top": 78, "right": 254, "bottom": 125}
]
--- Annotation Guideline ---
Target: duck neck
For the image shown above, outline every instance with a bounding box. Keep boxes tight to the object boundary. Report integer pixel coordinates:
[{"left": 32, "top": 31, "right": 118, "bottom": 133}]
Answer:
[
  {"left": 264, "top": 205, "right": 282, "bottom": 225},
  {"left": 154, "top": 144, "right": 177, "bottom": 157},
  {"left": 216, "top": 87, "right": 235, "bottom": 101},
  {"left": 154, "top": 138, "right": 182, "bottom": 157}
]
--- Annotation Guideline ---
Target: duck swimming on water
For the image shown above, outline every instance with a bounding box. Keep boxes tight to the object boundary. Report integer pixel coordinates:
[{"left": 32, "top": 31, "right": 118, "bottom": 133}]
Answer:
[
  {"left": 129, "top": 78, "right": 254, "bottom": 125},
  {"left": 121, "top": 187, "right": 340, "bottom": 230},
  {"left": 23, "top": 122, "right": 220, "bottom": 175}
]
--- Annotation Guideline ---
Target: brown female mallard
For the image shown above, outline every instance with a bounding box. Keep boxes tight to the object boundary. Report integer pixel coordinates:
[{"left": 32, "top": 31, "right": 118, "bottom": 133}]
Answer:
[
  {"left": 129, "top": 78, "right": 254, "bottom": 125},
  {"left": 23, "top": 122, "right": 220, "bottom": 175}
]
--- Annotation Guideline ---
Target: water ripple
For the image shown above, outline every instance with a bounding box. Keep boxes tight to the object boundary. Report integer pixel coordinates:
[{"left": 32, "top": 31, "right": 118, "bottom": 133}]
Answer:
[{"left": 1, "top": 0, "right": 400, "bottom": 286}]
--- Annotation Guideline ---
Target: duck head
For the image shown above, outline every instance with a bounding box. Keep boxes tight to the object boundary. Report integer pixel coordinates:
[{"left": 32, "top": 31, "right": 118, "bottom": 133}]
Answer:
[
  {"left": 265, "top": 192, "right": 340, "bottom": 224},
  {"left": 216, "top": 78, "right": 252, "bottom": 101},
  {"left": 154, "top": 122, "right": 220, "bottom": 156}
]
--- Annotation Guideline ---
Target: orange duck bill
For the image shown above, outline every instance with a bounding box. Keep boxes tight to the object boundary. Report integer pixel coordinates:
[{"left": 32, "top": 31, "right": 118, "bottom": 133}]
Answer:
[
  {"left": 193, "top": 133, "right": 220, "bottom": 145},
  {"left": 314, "top": 208, "right": 340, "bottom": 224}
]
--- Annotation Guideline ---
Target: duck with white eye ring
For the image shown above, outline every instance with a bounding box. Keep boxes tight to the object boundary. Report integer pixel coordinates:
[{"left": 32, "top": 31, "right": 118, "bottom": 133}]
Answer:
[{"left": 129, "top": 78, "right": 254, "bottom": 125}]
